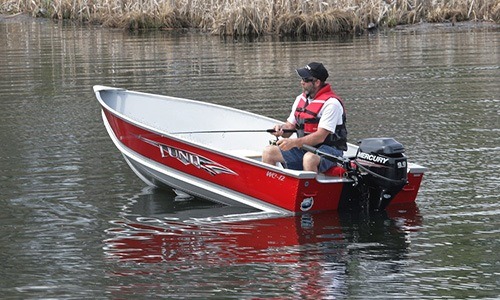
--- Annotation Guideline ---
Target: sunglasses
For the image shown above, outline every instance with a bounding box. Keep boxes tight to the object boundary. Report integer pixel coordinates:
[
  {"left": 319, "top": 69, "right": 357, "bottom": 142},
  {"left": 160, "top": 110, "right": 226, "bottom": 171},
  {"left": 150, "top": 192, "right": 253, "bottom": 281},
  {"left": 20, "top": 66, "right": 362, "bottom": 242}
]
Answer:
[{"left": 301, "top": 77, "right": 316, "bottom": 83}]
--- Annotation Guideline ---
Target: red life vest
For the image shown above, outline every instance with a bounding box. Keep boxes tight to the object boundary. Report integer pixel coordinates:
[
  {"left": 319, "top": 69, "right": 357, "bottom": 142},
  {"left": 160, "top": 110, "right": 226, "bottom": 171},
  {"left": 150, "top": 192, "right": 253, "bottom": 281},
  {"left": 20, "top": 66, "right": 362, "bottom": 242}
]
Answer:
[{"left": 294, "top": 84, "right": 348, "bottom": 150}]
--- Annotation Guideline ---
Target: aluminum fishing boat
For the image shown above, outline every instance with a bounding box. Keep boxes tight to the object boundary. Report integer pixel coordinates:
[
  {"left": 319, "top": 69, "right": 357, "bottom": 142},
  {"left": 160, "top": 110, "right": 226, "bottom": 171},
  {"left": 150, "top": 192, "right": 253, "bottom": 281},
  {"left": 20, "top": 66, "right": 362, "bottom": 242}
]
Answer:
[{"left": 94, "top": 85, "right": 426, "bottom": 214}]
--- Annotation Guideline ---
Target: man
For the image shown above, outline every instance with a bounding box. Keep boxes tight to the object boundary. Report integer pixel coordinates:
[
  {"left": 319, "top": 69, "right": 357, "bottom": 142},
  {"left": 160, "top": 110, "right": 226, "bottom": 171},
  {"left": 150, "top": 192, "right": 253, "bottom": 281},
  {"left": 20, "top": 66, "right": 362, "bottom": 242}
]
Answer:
[{"left": 262, "top": 62, "right": 347, "bottom": 173}]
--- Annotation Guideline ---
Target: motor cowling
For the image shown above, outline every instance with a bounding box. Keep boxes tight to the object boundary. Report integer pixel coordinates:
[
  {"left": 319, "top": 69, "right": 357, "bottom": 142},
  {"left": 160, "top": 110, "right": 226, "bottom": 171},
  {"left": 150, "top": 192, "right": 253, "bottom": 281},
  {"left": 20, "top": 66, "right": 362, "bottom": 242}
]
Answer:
[{"left": 355, "top": 138, "right": 408, "bottom": 209}]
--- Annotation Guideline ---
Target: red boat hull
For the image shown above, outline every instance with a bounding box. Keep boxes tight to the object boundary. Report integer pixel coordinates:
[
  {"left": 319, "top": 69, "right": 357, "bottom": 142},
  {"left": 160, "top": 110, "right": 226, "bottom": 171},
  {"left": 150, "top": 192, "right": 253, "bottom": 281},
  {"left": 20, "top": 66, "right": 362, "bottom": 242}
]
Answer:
[
  {"left": 104, "top": 110, "right": 348, "bottom": 212},
  {"left": 95, "top": 85, "right": 426, "bottom": 214},
  {"left": 103, "top": 109, "right": 424, "bottom": 213}
]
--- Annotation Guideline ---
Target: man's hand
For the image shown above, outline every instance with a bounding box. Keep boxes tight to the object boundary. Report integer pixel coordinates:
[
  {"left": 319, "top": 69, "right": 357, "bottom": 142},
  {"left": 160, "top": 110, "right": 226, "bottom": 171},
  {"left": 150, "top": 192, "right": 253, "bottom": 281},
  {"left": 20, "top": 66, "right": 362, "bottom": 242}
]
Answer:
[
  {"left": 276, "top": 138, "right": 300, "bottom": 151},
  {"left": 276, "top": 128, "right": 331, "bottom": 151},
  {"left": 270, "top": 124, "right": 283, "bottom": 137}
]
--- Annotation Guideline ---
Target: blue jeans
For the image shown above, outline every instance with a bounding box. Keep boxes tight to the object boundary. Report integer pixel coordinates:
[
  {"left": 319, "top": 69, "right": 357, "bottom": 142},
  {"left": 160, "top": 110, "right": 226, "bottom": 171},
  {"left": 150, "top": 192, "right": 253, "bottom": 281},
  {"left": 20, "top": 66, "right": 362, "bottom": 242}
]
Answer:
[{"left": 281, "top": 145, "right": 343, "bottom": 172}]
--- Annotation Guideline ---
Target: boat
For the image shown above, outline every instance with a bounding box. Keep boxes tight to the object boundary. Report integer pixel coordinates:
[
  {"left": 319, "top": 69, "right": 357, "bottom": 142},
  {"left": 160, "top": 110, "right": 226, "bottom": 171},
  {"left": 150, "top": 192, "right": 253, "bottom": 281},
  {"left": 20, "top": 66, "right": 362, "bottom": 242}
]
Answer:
[{"left": 94, "top": 85, "right": 426, "bottom": 215}]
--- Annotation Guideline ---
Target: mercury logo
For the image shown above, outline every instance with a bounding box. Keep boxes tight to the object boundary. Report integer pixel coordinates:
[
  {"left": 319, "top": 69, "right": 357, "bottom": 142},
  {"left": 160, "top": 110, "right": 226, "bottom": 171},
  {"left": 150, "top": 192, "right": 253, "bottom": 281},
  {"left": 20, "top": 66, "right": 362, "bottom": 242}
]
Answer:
[{"left": 357, "top": 152, "right": 389, "bottom": 164}]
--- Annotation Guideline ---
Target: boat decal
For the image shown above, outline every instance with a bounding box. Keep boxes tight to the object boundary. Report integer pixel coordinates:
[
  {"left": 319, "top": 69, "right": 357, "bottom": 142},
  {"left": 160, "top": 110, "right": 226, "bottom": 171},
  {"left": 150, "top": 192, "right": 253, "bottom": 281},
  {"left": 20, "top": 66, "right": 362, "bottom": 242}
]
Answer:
[
  {"left": 265, "top": 171, "right": 285, "bottom": 181},
  {"left": 357, "top": 152, "right": 389, "bottom": 165},
  {"left": 136, "top": 135, "right": 238, "bottom": 176}
]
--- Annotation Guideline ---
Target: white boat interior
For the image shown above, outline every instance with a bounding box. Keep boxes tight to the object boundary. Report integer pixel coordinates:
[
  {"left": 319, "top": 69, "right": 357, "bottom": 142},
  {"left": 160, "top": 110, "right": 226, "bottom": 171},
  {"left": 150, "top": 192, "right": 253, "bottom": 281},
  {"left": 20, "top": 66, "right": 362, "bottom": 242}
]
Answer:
[{"left": 96, "top": 86, "right": 425, "bottom": 174}]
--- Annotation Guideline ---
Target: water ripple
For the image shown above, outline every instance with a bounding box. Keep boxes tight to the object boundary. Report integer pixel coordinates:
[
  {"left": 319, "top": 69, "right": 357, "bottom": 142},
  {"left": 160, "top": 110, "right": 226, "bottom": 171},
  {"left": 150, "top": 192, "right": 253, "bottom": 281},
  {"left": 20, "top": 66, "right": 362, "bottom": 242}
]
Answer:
[{"left": 1, "top": 16, "right": 499, "bottom": 299}]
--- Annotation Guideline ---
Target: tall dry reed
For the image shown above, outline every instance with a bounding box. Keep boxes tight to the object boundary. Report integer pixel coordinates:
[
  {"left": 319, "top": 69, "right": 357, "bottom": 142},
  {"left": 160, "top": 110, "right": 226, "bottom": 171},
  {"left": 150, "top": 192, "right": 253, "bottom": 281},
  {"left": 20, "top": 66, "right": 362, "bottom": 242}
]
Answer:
[{"left": 1, "top": 0, "right": 499, "bottom": 35}]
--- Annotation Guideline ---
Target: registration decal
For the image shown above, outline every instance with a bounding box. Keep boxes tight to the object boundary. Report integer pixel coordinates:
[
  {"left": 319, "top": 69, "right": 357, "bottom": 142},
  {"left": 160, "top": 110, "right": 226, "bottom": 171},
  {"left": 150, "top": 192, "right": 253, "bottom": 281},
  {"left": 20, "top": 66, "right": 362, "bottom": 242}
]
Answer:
[{"left": 265, "top": 171, "right": 285, "bottom": 182}]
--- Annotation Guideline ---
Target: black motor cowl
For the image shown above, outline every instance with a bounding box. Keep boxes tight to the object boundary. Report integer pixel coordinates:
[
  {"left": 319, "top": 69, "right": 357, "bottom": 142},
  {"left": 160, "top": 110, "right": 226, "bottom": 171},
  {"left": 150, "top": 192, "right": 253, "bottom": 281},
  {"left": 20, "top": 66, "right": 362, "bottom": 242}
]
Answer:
[{"left": 355, "top": 138, "right": 408, "bottom": 209}]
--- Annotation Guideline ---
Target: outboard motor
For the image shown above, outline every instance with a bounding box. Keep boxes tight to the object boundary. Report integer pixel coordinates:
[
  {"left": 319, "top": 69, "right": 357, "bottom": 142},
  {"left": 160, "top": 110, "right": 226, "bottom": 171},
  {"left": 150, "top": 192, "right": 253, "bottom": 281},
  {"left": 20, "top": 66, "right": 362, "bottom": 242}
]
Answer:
[{"left": 355, "top": 138, "right": 408, "bottom": 210}]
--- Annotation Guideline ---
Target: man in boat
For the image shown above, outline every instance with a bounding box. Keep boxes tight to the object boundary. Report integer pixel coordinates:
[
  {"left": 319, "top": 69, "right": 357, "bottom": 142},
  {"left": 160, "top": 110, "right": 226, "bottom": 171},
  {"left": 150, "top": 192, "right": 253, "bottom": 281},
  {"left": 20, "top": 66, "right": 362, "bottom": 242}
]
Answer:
[{"left": 262, "top": 62, "right": 347, "bottom": 173}]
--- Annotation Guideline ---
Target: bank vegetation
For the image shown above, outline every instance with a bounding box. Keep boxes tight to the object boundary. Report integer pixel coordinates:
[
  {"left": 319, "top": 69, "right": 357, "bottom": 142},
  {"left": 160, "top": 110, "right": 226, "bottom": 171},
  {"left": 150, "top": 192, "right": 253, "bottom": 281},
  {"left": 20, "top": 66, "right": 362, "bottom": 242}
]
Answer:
[{"left": 1, "top": 0, "right": 499, "bottom": 36}]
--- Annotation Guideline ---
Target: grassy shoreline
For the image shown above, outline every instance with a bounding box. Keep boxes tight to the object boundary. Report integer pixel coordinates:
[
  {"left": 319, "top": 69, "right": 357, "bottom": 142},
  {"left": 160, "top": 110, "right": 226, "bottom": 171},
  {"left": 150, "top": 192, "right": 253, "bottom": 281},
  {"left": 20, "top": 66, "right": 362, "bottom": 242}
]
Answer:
[{"left": 1, "top": 0, "right": 499, "bottom": 36}]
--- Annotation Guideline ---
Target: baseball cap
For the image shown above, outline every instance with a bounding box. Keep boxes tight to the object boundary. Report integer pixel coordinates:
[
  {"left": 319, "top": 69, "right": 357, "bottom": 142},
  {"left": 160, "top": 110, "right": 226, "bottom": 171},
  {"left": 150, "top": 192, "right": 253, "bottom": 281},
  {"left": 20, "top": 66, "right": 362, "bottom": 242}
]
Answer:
[{"left": 296, "top": 62, "right": 329, "bottom": 82}]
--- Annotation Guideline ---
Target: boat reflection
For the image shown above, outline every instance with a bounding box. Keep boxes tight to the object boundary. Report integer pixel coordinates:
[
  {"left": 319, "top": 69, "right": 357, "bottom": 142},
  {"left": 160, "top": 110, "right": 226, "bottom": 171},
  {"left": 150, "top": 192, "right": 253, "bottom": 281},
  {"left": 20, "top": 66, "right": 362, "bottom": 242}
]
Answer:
[{"left": 104, "top": 187, "right": 422, "bottom": 265}]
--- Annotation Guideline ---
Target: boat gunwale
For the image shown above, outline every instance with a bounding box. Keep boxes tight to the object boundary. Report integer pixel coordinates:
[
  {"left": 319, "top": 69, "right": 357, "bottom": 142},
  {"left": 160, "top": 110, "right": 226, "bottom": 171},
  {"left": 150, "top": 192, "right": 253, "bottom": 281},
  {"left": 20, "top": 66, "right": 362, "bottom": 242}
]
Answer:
[{"left": 94, "top": 85, "right": 427, "bottom": 177}]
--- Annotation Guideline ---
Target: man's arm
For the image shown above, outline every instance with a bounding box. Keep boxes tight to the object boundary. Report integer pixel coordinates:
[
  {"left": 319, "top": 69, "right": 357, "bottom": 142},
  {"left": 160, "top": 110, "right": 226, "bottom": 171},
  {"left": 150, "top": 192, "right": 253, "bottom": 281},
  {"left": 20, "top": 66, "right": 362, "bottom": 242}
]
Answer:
[{"left": 277, "top": 128, "right": 331, "bottom": 151}]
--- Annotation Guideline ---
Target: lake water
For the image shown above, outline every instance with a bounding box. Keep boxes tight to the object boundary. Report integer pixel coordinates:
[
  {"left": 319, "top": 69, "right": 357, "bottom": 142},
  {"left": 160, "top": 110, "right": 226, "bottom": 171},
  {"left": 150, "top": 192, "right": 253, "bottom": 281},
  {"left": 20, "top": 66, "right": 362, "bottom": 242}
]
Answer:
[{"left": 0, "top": 15, "right": 499, "bottom": 299}]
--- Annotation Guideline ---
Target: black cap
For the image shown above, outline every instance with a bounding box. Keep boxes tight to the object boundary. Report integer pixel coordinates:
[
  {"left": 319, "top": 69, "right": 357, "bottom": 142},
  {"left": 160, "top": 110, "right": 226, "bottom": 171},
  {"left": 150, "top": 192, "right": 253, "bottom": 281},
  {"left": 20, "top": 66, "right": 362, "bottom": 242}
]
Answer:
[{"left": 296, "top": 62, "right": 329, "bottom": 82}]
